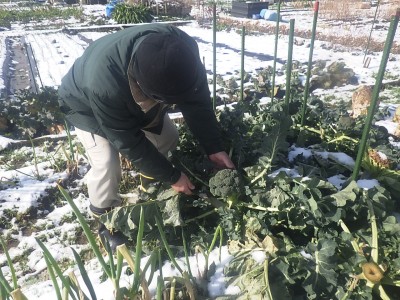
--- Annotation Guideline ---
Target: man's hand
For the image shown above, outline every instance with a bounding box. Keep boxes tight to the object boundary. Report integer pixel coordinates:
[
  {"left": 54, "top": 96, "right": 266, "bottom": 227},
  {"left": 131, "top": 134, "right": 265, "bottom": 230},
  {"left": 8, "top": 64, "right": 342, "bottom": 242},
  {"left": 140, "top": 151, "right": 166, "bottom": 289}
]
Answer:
[
  {"left": 209, "top": 151, "right": 235, "bottom": 169},
  {"left": 171, "top": 172, "right": 195, "bottom": 195}
]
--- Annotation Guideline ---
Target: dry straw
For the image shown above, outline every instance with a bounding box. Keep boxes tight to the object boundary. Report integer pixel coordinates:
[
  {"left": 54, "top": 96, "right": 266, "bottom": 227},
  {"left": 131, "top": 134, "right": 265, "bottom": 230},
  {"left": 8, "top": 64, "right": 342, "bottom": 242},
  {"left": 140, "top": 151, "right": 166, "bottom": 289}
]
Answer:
[{"left": 319, "top": 0, "right": 400, "bottom": 21}]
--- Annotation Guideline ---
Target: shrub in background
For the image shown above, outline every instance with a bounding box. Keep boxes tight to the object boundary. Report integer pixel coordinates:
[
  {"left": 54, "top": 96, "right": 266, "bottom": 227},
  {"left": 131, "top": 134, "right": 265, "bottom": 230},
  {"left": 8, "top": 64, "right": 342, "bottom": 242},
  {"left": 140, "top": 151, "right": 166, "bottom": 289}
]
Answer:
[
  {"left": 112, "top": 2, "right": 153, "bottom": 23},
  {"left": 150, "top": 0, "right": 193, "bottom": 18}
]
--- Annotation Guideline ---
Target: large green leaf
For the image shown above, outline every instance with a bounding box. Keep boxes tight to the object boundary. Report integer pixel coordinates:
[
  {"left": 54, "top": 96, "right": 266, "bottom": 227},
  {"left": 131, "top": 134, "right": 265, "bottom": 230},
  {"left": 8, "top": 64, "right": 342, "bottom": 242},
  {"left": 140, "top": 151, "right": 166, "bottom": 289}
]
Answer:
[
  {"left": 99, "top": 189, "right": 181, "bottom": 238},
  {"left": 303, "top": 239, "right": 338, "bottom": 298},
  {"left": 257, "top": 113, "right": 292, "bottom": 167},
  {"left": 158, "top": 193, "right": 183, "bottom": 227},
  {"left": 224, "top": 253, "right": 292, "bottom": 299}
]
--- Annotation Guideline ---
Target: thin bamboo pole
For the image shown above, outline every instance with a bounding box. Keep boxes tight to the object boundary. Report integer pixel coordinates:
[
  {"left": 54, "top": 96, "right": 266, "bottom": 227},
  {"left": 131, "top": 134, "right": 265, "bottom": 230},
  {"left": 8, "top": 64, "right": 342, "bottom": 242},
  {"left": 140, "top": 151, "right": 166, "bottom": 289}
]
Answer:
[
  {"left": 300, "top": 1, "right": 319, "bottom": 127},
  {"left": 240, "top": 26, "right": 245, "bottom": 102},
  {"left": 351, "top": 8, "right": 400, "bottom": 181},
  {"left": 363, "top": 0, "right": 381, "bottom": 64},
  {"left": 270, "top": 0, "right": 282, "bottom": 103},
  {"left": 284, "top": 19, "right": 295, "bottom": 113},
  {"left": 212, "top": 2, "right": 217, "bottom": 110}
]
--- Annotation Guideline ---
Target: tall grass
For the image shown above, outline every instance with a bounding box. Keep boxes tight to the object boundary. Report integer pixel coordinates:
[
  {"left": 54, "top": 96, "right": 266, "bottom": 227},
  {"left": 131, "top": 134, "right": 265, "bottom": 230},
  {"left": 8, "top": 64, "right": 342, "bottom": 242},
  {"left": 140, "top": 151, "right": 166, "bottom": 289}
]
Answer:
[
  {"left": 0, "top": 6, "right": 83, "bottom": 28},
  {"left": 319, "top": 0, "right": 400, "bottom": 21},
  {"left": 319, "top": 0, "right": 365, "bottom": 21}
]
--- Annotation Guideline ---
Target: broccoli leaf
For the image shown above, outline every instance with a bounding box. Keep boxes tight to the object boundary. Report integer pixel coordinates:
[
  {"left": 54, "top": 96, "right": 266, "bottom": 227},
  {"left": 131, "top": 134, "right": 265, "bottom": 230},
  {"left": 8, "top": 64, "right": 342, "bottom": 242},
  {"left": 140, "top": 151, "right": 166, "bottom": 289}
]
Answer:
[
  {"left": 303, "top": 239, "right": 338, "bottom": 298},
  {"left": 257, "top": 112, "right": 291, "bottom": 167}
]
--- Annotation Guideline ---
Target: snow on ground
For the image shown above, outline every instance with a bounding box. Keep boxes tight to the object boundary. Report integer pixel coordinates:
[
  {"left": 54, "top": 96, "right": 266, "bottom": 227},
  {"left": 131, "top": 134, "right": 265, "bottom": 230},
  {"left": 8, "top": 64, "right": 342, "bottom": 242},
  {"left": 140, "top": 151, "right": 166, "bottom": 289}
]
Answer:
[
  {"left": 0, "top": 3, "right": 399, "bottom": 299},
  {"left": 0, "top": 4, "right": 399, "bottom": 97}
]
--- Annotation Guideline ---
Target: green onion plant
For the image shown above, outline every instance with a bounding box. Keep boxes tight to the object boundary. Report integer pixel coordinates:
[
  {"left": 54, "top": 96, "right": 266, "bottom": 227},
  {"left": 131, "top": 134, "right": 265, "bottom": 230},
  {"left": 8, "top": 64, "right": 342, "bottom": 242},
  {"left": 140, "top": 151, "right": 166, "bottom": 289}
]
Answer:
[
  {"left": 0, "top": 237, "right": 29, "bottom": 300},
  {"left": 28, "top": 137, "right": 41, "bottom": 180},
  {"left": 58, "top": 185, "right": 125, "bottom": 298},
  {"left": 35, "top": 238, "right": 80, "bottom": 300}
]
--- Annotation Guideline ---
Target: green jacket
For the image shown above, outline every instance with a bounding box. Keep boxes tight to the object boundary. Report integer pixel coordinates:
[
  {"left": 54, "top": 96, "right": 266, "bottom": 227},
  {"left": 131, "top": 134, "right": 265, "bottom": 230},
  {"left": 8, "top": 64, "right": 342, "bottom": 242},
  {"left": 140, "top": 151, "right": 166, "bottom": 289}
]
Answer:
[{"left": 58, "top": 24, "right": 223, "bottom": 184}]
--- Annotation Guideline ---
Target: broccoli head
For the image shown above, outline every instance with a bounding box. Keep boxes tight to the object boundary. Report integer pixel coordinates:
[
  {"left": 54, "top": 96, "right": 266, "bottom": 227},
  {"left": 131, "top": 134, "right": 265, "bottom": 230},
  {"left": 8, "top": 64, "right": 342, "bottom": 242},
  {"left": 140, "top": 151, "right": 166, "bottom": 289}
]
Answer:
[{"left": 208, "top": 169, "right": 243, "bottom": 207}]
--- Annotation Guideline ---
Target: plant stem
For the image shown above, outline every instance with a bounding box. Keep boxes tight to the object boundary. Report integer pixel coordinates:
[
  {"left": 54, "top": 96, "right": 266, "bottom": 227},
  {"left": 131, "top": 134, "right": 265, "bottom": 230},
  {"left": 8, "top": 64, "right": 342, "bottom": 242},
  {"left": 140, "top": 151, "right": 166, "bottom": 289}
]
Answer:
[
  {"left": 208, "top": 226, "right": 222, "bottom": 254},
  {"left": 157, "top": 248, "right": 165, "bottom": 291},
  {"left": 378, "top": 285, "right": 391, "bottom": 300},
  {"left": 43, "top": 255, "right": 62, "bottom": 300},
  {"left": 242, "top": 203, "right": 280, "bottom": 212},
  {"left": 182, "top": 230, "right": 195, "bottom": 282},
  {"left": 249, "top": 163, "right": 271, "bottom": 185},
  {"left": 0, "top": 237, "right": 18, "bottom": 290},
  {"left": 176, "top": 159, "right": 209, "bottom": 187},
  {"left": 264, "top": 258, "right": 274, "bottom": 300},
  {"left": 327, "top": 135, "right": 358, "bottom": 144},
  {"left": 0, "top": 266, "right": 12, "bottom": 294},
  {"left": 71, "top": 247, "right": 97, "bottom": 300},
  {"left": 155, "top": 213, "right": 184, "bottom": 274},
  {"left": 184, "top": 209, "right": 217, "bottom": 224},
  {"left": 339, "top": 220, "right": 360, "bottom": 253},
  {"left": 35, "top": 238, "right": 78, "bottom": 300},
  {"left": 366, "top": 198, "right": 378, "bottom": 263},
  {"left": 58, "top": 185, "right": 111, "bottom": 278},
  {"left": 156, "top": 276, "right": 163, "bottom": 300},
  {"left": 29, "top": 136, "right": 40, "bottom": 179},
  {"left": 380, "top": 278, "right": 400, "bottom": 286},
  {"left": 4, "top": 162, "right": 36, "bottom": 179},
  {"left": 169, "top": 278, "right": 176, "bottom": 300},
  {"left": 9, "top": 288, "right": 28, "bottom": 300},
  {"left": 132, "top": 206, "right": 145, "bottom": 293}
]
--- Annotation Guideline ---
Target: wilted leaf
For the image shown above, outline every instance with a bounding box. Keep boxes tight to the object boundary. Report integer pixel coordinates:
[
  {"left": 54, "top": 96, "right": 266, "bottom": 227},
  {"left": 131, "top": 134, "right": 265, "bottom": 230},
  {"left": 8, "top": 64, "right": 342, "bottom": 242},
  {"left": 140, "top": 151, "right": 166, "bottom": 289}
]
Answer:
[
  {"left": 382, "top": 216, "right": 400, "bottom": 235},
  {"left": 324, "top": 180, "right": 360, "bottom": 207},
  {"left": 158, "top": 194, "right": 183, "bottom": 227}
]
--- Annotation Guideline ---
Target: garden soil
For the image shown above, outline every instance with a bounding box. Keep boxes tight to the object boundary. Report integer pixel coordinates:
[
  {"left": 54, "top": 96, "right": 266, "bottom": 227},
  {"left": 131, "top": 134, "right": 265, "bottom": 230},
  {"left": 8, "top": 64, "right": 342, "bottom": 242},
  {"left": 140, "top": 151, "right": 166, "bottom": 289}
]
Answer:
[{"left": 4, "top": 36, "right": 34, "bottom": 96}]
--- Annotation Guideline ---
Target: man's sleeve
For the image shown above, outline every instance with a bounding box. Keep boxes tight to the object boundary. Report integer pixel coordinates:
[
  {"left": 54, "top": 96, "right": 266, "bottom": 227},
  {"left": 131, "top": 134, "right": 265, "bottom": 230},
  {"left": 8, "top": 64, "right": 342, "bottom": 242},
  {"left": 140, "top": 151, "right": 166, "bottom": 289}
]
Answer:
[
  {"left": 177, "top": 71, "right": 224, "bottom": 155},
  {"left": 90, "top": 94, "right": 181, "bottom": 184},
  {"left": 173, "top": 29, "right": 225, "bottom": 155}
]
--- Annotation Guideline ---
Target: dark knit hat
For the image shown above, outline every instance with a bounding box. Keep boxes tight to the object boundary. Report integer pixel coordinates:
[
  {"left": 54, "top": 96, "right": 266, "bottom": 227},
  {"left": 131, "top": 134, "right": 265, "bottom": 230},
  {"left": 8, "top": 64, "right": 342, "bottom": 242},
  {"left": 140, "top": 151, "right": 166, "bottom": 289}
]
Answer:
[{"left": 132, "top": 33, "right": 199, "bottom": 103}]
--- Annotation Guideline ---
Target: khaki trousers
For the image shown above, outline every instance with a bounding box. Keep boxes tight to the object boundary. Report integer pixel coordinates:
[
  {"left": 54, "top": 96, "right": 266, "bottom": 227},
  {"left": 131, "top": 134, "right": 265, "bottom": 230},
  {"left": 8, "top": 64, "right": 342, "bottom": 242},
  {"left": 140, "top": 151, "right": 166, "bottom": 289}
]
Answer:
[{"left": 75, "top": 114, "right": 179, "bottom": 209}]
